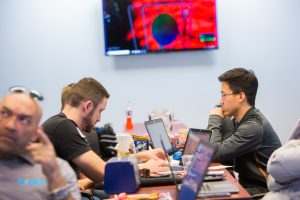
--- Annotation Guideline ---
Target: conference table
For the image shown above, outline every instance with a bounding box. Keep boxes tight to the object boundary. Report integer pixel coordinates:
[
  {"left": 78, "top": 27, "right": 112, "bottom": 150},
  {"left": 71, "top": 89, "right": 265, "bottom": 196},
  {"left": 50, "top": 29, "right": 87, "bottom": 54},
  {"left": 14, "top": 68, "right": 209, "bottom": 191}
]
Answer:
[
  {"left": 134, "top": 168, "right": 251, "bottom": 199},
  {"left": 123, "top": 122, "right": 251, "bottom": 199}
]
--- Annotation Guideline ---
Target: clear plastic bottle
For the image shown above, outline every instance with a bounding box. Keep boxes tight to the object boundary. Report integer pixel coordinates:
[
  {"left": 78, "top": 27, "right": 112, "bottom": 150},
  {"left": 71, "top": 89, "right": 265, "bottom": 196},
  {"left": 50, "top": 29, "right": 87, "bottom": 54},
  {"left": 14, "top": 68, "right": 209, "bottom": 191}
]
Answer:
[{"left": 125, "top": 101, "right": 134, "bottom": 130}]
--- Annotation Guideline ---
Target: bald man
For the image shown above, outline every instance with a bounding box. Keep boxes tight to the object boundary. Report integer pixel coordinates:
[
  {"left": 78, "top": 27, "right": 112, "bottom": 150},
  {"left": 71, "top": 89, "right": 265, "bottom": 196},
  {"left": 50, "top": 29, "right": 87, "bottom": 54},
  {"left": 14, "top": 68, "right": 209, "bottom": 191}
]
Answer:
[{"left": 0, "top": 89, "right": 80, "bottom": 200}]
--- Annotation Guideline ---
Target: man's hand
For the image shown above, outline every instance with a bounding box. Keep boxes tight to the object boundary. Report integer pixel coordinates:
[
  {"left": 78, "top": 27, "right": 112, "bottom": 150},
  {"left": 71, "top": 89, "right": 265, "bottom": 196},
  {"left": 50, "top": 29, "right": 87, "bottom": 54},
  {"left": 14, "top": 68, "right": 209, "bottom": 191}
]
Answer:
[
  {"left": 25, "top": 127, "right": 70, "bottom": 197},
  {"left": 77, "top": 178, "right": 95, "bottom": 191},
  {"left": 140, "top": 159, "right": 169, "bottom": 174},
  {"left": 134, "top": 148, "right": 166, "bottom": 162},
  {"left": 25, "top": 127, "right": 60, "bottom": 179},
  {"left": 209, "top": 107, "right": 224, "bottom": 118}
]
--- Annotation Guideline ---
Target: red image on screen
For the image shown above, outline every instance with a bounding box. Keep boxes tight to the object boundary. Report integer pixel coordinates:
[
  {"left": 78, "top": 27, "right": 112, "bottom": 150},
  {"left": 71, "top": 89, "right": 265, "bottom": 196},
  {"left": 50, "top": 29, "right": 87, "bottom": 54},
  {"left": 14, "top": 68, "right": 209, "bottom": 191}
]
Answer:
[
  {"left": 103, "top": 0, "right": 218, "bottom": 55},
  {"left": 127, "top": 0, "right": 218, "bottom": 51}
]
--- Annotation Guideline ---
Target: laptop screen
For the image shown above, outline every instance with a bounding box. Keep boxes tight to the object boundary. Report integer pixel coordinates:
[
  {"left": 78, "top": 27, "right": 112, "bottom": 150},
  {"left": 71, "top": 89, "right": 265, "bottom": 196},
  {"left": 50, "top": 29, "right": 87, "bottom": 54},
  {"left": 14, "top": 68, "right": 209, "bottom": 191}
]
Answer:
[
  {"left": 145, "top": 118, "right": 174, "bottom": 154},
  {"left": 183, "top": 128, "right": 211, "bottom": 156},
  {"left": 177, "top": 141, "right": 215, "bottom": 200}
]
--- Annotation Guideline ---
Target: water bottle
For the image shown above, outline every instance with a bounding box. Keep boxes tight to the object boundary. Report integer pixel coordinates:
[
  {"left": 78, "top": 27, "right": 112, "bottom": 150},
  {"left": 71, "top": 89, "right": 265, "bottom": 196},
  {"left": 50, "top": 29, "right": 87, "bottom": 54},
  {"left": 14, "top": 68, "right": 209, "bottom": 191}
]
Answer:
[{"left": 125, "top": 101, "right": 134, "bottom": 130}]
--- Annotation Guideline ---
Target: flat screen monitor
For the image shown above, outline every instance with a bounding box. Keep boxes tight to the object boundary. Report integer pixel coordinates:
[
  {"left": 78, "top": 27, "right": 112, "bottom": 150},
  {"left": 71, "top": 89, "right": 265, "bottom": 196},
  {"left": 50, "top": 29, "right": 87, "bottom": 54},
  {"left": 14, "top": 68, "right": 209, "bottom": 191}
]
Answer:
[{"left": 102, "top": 0, "right": 218, "bottom": 56}]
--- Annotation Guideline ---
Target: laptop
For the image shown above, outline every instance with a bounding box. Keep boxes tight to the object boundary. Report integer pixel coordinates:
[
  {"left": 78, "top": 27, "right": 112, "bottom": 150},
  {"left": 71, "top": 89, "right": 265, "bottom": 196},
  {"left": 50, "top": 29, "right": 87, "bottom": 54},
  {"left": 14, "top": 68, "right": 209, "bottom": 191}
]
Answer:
[
  {"left": 179, "top": 128, "right": 211, "bottom": 165},
  {"left": 161, "top": 139, "right": 239, "bottom": 199},
  {"left": 288, "top": 119, "right": 300, "bottom": 141},
  {"left": 144, "top": 119, "right": 211, "bottom": 155},
  {"left": 145, "top": 119, "right": 212, "bottom": 172},
  {"left": 144, "top": 118, "right": 176, "bottom": 155}
]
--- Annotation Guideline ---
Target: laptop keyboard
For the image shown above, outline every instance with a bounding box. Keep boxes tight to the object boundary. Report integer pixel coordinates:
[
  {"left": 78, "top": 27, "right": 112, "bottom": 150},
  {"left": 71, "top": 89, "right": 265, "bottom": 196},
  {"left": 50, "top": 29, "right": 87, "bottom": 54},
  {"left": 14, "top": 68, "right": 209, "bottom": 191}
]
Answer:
[
  {"left": 171, "top": 165, "right": 184, "bottom": 171},
  {"left": 201, "top": 183, "right": 212, "bottom": 191}
]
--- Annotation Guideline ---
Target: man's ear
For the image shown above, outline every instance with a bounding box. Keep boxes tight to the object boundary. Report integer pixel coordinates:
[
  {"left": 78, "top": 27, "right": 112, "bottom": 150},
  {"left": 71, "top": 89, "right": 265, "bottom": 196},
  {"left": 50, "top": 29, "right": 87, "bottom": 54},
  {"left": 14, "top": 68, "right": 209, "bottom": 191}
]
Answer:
[
  {"left": 238, "top": 92, "right": 246, "bottom": 103},
  {"left": 83, "top": 100, "right": 94, "bottom": 113}
]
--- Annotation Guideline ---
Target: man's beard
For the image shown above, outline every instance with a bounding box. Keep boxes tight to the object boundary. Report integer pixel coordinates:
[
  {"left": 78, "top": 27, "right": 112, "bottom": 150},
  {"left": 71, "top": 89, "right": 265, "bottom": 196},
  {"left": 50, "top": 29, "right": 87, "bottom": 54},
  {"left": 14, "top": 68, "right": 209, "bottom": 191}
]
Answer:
[
  {"left": 82, "top": 111, "right": 94, "bottom": 132},
  {"left": 0, "top": 130, "right": 20, "bottom": 160}
]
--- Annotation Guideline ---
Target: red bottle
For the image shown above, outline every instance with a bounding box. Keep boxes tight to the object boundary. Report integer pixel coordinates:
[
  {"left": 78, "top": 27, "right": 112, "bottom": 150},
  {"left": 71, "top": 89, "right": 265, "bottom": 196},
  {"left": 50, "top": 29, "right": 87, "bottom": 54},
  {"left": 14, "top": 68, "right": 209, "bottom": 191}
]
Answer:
[{"left": 125, "top": 103, "right": 134, "bottom": 130}]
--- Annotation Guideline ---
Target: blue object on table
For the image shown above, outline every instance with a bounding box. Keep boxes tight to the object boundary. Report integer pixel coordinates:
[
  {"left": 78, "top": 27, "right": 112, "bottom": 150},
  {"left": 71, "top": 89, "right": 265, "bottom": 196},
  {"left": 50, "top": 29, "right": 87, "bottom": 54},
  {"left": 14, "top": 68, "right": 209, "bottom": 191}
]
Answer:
[
  {"left": 104, "top": 157, "right": 140, "bottom": 194},
  {"left": 173, "top": 150, "right": 183, "bottom": 160}
]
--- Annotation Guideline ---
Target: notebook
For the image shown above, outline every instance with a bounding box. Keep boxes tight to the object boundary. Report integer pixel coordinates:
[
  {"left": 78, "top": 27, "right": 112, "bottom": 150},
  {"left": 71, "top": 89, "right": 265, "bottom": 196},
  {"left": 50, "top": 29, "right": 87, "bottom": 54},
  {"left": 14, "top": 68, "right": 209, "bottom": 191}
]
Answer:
[{"left": 161, "top": 138, "right": 239, "bottom": 200}]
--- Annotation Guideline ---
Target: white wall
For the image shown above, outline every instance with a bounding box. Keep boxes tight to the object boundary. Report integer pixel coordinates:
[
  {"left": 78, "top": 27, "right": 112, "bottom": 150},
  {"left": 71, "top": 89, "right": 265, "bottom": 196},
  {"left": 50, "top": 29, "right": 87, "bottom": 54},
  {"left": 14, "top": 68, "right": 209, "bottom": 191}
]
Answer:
[{"left": 1, "top": 0, "right": 300, "bottom": 142}]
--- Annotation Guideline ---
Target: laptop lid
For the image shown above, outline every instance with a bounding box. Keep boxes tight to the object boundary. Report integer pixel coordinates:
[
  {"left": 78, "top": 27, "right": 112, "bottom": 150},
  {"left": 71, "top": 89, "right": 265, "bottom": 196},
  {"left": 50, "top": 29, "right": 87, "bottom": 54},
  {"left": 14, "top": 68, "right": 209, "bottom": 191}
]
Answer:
[
  {"left": 161, "top": 137, "right": 237, "bottom": 199},
  {"left": 145, "top": 118, "right": 175, "bottom": 154},
  {"left": 177, "top": 141, "right": 216, "bottom": 200},
  {"left": 182, "top": 128, "right": 212, "bottom": 156},
  {"left": 288, "top": 119, "right": 300, "bottom": 141}
]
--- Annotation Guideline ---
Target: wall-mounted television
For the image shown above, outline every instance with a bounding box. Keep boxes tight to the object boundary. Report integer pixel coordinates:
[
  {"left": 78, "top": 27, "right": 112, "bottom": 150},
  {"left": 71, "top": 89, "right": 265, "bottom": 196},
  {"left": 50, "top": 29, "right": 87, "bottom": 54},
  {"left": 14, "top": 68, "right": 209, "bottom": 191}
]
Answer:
[{"left": 102, "top": 0, "right": 218, "bottom": 56}]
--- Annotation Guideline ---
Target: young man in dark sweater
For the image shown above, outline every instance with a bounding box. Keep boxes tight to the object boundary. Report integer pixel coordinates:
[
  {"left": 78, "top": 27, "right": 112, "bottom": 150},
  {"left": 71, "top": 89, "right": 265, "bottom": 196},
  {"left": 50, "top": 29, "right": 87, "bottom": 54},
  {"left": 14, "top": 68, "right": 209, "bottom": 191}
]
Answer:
[{"left": 207, "top": 68, "right": 282, "bottom": 195}]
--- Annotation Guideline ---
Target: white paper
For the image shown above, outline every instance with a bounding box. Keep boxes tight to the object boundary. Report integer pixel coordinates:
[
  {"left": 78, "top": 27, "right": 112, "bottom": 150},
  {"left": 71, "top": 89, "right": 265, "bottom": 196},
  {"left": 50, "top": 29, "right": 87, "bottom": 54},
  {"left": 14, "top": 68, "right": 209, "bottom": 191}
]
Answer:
[{"left": 208, "top": 165, "right": 233, "bottom": 170}]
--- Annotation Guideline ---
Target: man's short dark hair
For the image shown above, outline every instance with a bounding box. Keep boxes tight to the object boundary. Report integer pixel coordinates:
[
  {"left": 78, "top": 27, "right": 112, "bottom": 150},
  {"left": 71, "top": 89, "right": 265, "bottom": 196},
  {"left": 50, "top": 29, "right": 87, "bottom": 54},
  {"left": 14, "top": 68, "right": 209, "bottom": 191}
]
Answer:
[
  {"left": 218, "top": 68, "right": 258, "bottom": 106},
  {"left": 67, "top": 77, "right": 110, "bottom": 108},
  {"left": 61, "top": 83, "right": 76, "bottom": 110}
]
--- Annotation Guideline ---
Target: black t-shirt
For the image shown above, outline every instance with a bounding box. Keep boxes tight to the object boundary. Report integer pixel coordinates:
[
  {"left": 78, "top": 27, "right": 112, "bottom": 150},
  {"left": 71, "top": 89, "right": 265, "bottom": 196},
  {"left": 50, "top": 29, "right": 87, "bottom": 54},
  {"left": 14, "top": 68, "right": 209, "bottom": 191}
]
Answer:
[{"left": 42, "top": 112, "right": 91, "bottom": 176}]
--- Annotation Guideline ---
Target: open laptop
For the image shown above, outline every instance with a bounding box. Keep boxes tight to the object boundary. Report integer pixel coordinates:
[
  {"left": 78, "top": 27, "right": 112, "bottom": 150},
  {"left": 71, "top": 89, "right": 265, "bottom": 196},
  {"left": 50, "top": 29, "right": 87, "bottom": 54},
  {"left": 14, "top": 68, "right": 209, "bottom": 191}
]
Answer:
[
  {"left": 161, "top": 139, "right": 239, "bottom": 199},
  {"left": 288, "top": 119, "right": 300, "bottom": 141},
  {"left": 144, "top": 119, "right": 211, "bottom": 155},
  {"left": 144, "top": 118, "right": 176, "bottom": 155},
  {"left": 179, "top": 128, "right": 211, "bottom": 166},
  {"left": 145, "top": 118, "right": 212, "bottom": 172}
]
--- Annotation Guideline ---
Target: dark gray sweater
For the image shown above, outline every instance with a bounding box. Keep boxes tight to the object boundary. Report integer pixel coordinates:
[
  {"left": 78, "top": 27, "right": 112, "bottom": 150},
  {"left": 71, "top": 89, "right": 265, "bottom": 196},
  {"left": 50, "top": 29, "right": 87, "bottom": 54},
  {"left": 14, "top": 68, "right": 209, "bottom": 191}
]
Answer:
[{"left": 208, "top": 107, "right": 282, "bottom": 188}]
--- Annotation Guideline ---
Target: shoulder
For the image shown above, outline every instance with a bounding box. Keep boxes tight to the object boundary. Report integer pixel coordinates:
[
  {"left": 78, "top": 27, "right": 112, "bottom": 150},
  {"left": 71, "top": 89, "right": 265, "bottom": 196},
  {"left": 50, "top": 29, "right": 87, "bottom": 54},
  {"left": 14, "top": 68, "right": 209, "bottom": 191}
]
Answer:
[
  {"left": 271, "top": 140, "right": 300, "bottom": 158},
  {"left": 43, "top": 113, "right": 78, "bottom": 137},
  {"left": 268, "top": 140, "right": 300, "bottom": 180},
  {"left": 43, "top": 113, "right": 74, "bottom": 130},
  {"left": 239, "top": 117, "right": 263, "bottom": 133}
]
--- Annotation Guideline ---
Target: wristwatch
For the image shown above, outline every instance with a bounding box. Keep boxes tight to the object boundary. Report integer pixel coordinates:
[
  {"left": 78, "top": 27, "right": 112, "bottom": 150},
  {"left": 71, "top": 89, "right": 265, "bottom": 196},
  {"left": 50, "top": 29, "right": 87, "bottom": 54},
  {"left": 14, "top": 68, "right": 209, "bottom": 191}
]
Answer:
[{"left": 49, "top": 184, "right": 70, "bottom": 200}]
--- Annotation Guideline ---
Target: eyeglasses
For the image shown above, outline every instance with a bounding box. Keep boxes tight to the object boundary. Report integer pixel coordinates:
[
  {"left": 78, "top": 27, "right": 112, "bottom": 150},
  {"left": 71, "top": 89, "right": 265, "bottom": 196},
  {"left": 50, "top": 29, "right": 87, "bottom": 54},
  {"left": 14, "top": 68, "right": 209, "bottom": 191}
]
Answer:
[
  {"left": 9, "top": 86, "right": 44, "bottom": 101},
  {"left": 221, "top": 93, "right": 236, "bottom": 99}
]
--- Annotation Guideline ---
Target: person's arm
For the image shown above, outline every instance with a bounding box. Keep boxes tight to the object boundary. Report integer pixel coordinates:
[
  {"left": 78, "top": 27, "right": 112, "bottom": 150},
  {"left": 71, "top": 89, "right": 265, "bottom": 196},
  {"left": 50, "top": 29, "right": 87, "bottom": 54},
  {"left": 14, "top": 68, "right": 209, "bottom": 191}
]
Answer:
[
  {"left": 133, "top": 148, "right": 166, "bottom": 162},
  {"left": 25, "top": 128, "right": 79, "bottom": 200},
  {"left": 44, "top": 119, "right": 106, "bottom": 183},
  {"left": 73, "top": 150, "right": 106, "bottom": 183},
  {"left": 268, "top": 140, "right": 300, "bottom": 184},
  {"left": 78, "top": 173, "right": 95, "bottom": 191},
  {"left": 138, "top": 159, "right": 169, "bottom": 174},
  {"left": 208, "top": 114, "right": 263, "bottom": 162},
  {"left": 207, "top": 114, "right": 223, "bottom": 146}
]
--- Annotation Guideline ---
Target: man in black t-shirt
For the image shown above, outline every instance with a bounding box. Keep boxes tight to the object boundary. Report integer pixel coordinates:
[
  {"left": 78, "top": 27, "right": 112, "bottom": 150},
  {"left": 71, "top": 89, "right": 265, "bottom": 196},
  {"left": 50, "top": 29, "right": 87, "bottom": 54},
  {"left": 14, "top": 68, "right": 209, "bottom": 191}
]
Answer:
[{"left": 43, "top": 77, "right": 168, "bottom": 184}]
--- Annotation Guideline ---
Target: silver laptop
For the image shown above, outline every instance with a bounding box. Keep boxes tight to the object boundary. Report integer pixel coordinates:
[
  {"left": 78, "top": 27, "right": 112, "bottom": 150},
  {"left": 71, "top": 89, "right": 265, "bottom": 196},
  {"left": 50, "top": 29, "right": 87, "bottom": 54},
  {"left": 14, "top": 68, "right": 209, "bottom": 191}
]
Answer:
[{"left": 144, "top": 118, "right": 176, "bottom": 155}]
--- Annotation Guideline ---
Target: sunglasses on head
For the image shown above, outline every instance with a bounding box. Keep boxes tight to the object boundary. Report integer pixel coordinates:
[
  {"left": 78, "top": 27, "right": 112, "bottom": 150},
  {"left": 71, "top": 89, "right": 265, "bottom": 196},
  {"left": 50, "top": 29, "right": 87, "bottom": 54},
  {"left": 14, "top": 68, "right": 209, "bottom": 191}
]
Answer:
[{"left": 9, "top": 86, "right": 44, "bottom": 101}]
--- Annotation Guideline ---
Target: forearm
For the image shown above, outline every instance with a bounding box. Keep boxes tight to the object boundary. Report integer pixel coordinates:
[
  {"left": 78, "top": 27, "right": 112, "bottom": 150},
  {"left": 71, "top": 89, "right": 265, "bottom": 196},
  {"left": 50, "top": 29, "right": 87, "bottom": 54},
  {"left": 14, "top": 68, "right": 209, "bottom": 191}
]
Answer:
[
  {"left": 209, "top": 117, "right": 262, "bottom": 162},
  {"left": 78, "top": 178, "right": 95, "bottom": 191},
  {"left": 47, "top": 167, "right": 74, "bottom": 200},
  {"left": 207, "top": 115, "right": 223, "bottom": 145},
  {"left": 132, "top": 151, "right": 148, "bottom": 162},
  {"left": 133, "top": 148, "right": 165, "bottom": 162},
  {"left": 73, "top": 150, "right": 106, "bottom": 183}
]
